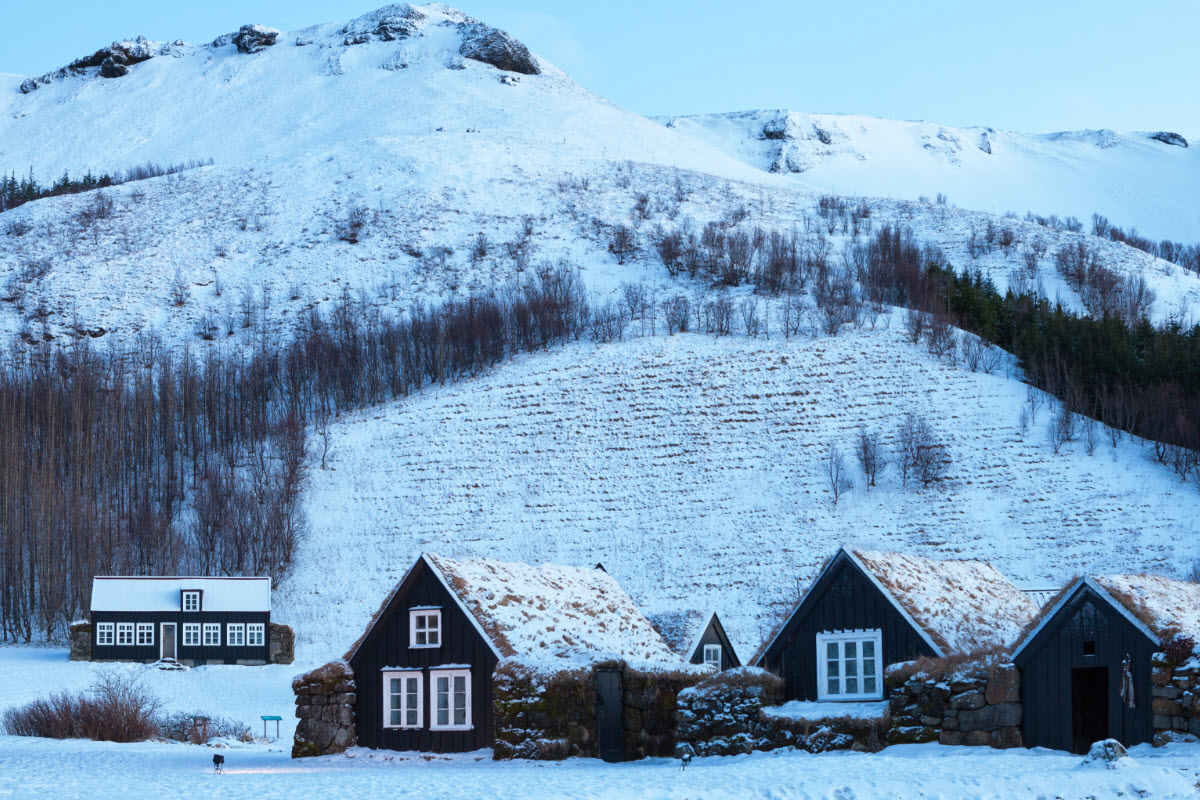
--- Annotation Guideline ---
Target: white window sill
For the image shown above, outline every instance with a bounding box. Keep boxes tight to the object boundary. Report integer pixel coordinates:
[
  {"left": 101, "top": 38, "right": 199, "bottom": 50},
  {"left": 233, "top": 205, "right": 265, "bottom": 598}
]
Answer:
[
  {"left": 816, "top": 695, "right": 884, "bottom": 703},
  {"left": 383, "top": 725, "right": 423, "bottom": 731},
  {"left": 430, "top": 725, "right": 473, "bottom": 732},
  {"left": 409, "top": 644, "right": 441, "bottom": 649}
]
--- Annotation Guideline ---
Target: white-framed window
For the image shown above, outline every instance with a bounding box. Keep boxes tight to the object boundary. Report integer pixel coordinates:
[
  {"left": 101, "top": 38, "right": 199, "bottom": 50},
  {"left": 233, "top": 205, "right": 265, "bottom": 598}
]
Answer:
[
  {"left": 203, "top": 623, "right": 221, "bottom": 647},
  {"left": 96, "top": 622, "right": 114, "bottom": 646},
  {"left": 183, "top": 623, "right": 201, "bottom": 647},
  {"left": 430, "top": 668, "right": 471, "bottom": 730},
  {"left": 227, "top": 623, "right": 245, "bottom": 646},
  {"left": 182, "top": 591, "right": 200, "bottom": 612},
  {"left": 409, "top": 609, "right": 441, "bottom": 648},
  {"left": 703, "top": 644, "right": 722, "bottom": 670},
  {"left": 382, "top": 671, "right": 423, "bottom": 729},
  {"left": 116, "top": 622, "right": 135, "bottom": 646},
  {"left": 816, "top": 630, "right": 883, "bottom": 701},
  {"left": 247, "top": 623, "right": 265, "bottom": 647},
  {"left": 136, "top": 623, "right": 154, "bottom": 646}
]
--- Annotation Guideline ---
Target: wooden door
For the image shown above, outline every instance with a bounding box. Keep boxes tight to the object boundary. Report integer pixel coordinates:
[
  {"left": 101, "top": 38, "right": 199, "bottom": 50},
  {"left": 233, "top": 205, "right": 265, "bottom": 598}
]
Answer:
[
  {"left": 161, "top": 623, "right": 176, "bottom": 660},
  {"left": 595, "top": 669, "right": 624, "bottom": 763}
]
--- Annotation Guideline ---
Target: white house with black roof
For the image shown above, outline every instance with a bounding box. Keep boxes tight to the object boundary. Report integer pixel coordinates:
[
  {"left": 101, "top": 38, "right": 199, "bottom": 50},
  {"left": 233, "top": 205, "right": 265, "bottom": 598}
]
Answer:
[{"left": 87, "top": 576, "right": 272, "bottom": 666}]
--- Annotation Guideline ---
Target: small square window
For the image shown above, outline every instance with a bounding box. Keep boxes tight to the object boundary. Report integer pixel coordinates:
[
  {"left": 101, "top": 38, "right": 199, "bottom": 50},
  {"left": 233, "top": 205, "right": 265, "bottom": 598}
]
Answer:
[
  {"left": 182, "top": 591, "right": 201, "bottom": 613},
  {"left": 1083, "top": 640, "right": 1096, "bottom": 656},
  {"left": 409, "top": 609, "right": 442, "bottom": 648},
  {"left": 703, "top": 644, "right": 722, "bottom": 670}
]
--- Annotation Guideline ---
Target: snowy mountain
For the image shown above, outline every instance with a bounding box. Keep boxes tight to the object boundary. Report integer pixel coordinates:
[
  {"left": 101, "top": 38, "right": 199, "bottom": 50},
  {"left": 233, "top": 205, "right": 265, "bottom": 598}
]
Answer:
[{"left": 660, "top": 110, "right": 1200, "bottom": 241}]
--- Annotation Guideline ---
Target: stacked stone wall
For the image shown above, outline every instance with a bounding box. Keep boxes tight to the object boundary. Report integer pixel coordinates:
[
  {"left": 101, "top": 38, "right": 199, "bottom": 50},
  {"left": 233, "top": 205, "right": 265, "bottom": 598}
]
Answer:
[
  {"left": 887, "top": 661, "right": 1023, "bottom": 748},
  {"left": 292, "top": 661, "right": 357, "bottom": 757}
]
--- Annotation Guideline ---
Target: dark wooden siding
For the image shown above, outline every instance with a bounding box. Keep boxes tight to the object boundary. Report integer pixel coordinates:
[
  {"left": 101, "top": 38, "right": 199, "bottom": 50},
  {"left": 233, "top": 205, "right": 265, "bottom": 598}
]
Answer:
[
  {"left": 689, "top": 614, "right": 741, "bottom": 669},
  {"left": 91, "top": 610, "right": 270, "bottom": 664},
  {"left": 1014, "top": 584, "right": 1156, "bottom": 751},
  {"left": 349, "top": 559, "right": 498, "bottom": 753},
  {"left": 759, "top": 554, "right": 934, "bottom": 701}
]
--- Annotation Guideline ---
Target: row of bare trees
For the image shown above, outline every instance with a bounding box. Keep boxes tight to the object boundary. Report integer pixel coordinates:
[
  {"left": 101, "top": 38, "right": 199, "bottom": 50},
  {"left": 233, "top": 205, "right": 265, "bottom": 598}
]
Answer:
[{"left": 0, "top": 265, "right": 589, "bottom": 641}]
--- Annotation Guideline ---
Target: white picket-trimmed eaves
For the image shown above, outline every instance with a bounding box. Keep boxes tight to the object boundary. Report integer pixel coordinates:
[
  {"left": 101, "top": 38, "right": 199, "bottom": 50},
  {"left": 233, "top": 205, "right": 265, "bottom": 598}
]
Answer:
[
  {"left": 756, "top": 547, "right": 945, "bottom": 665},
  {"left": 1010, "top": 576, "right": 1161, "bottom": 661},
  {"left": 346, "top": 553, "right": 502, "bottom": 663}
]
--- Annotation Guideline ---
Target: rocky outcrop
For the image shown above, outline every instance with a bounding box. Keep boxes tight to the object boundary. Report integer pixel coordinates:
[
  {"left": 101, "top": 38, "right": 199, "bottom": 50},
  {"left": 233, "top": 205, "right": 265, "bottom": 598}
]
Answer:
[
  {"left": 459, "top": 24, "right": 540, "bottom": 75},
  {"left": 213, "top": 24, "right": 280, "bottom": 54},
  {"left": 1149, "top": 131, "right": 1188, "bottom": 148},
  {"left": 341, "top": 4, "right": 424, "bottom": 45},
  {"left": 269, "top": 622, "right": 295, "bottom": 664},
  {"left": 887, "top": 660, "right": 1023, "bottom": 749},
  {"left": 69, "top": 621, "right": 92, "bottom": 661},
  {"left": 19, "top": 37, "right": 171, "bottom": 92},
  {"left": 292, "top": 661, "right": 357, "bottom": 758}
]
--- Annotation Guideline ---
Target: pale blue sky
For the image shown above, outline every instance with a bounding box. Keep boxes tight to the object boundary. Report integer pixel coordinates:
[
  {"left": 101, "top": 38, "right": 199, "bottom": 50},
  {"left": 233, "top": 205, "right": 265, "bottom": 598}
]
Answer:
[{"left": 3, "top": 1, "right": 1197, "bottom": 134}]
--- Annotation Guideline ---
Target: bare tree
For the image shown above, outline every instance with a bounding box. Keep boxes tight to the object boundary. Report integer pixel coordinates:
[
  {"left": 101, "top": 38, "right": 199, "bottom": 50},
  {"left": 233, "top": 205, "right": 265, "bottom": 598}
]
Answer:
[
  {"left": 826, "top": 443, "right": 853, "bottom": 505},
  {"left": 609, "top": 224, "right": 637, "bottom": 265},
  {"left": 1048, "top": 404, "right": 1076, "bottom": 454},
  {"left": 169, "top": 270, "right": 190, "bottom": 307},
  {"left": 739, "top": 298, "right": 760, "bottom": 338},
  {"left": 856, "top": 427, "right": 885, "bottom": 488},
  {"left": 662, "top": 295, "right": 690, "bottom": 335}
]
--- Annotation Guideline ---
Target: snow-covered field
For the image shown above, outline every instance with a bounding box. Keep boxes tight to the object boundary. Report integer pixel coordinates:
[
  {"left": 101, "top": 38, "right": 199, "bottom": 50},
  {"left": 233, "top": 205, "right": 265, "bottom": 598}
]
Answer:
[{"left": 275, "top": 320, "right": 1200, "bottom": 662}]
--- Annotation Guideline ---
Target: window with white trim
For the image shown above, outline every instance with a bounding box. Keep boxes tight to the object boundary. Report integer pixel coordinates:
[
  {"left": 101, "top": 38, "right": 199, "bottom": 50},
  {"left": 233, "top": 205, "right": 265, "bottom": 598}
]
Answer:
[
  {"left": 430, "top": 668, "right": 471, "bottom": 730},
  {"left": 247, "top": 623, "right": 265, "bottom": 647},
  {"left": 409, "top": 609, "right": 441, "bottom": 648},
  {"left": 816, "top": 630, "right": 883, "bottom": 701},
  {"left": 703, "top": 643, "right": 722, "bottom": 670},
  {"left": 203, "top": 623, "right": 221, "bottom": 647},
  {"left": 382, "top": 671, "right": 423, "bottom": 729},
  {"left": 183, "top": 623, "right": 201, "bottom": 647},
  {"left": 227, "top": 623, "right": 245, "bottom": 646},
  {"left": 96, "top": 623, "right": 114, "bottom": 646},
  {"left": 136, "top": 623, "right": 154, "bottom": 646},
  {"left": 116, "top": 622, "right": 135, "bottom": 646},
  {"left": 182, "top": 591, "right": 200, "bottom": 612}
]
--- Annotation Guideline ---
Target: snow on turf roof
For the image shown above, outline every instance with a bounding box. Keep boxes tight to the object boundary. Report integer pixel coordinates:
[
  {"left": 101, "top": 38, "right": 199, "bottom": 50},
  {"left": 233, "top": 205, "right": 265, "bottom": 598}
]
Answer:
[
  {"left": 1095, "top": 573, "right": 1200, "bottom": 643},
  {"left": 425, "top": 554, "right": 690, "bottom": 671},
  {"left": 90, "top": 577, "right": 271, "bottom": 612},
  {"left": 646, "top": 610, "right": 713, "bottom": 657},
  {"left": 852, "top": 549, "right": 1037, "bottom": 654}
]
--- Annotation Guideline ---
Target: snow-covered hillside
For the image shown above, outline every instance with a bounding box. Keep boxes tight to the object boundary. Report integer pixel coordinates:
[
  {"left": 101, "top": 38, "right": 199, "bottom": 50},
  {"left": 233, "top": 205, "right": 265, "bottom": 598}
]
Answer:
[
  {"left": 661, "top": 110, "right": 1200, "bottom": 241},
  {"left": 276, "top": 321, "right": 1200, "bottom": 662}
]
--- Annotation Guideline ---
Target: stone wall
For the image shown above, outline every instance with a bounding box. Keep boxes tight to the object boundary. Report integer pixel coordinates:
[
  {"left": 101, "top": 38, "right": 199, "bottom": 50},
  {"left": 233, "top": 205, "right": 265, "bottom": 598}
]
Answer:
[
  {"left": 676, "top": 668, "right": 888, "bottom": 756},
  {"left": 269, "top": 622, "right": 295, "bottom": 664},
  {"left": 69, "top": 621, "right": 92, "bottom": 661},
  {"left": 292, "top": 661, "right": 357, "bottom": 758},
  {"left": 1151, "top": 656, "right": 1200, "bottom": 745},
  {"left": 493, "top": 660, "right": 703, "bottom": 761},
  {"left": 886, "top": 660, "right": 1022, "bottom": 748}
]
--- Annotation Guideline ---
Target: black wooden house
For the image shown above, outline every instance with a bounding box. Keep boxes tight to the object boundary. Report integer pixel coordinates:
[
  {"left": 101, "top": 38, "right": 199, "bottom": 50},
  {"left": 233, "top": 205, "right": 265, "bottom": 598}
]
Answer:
[
  {"left": 648, "top": 610, "right": 741, "bottom": 671},
  {"left": 756, "top": 547, "right": 1036, "bottom": 703},
  {"left": 346, "top": 554, "right": 695, "bottom": 757},
  {"left": 1011, "top": 575, "right": 1168, "bottom": 753},
  {"left": 89, "top": 576, "right": 272, "bottom": 666}
]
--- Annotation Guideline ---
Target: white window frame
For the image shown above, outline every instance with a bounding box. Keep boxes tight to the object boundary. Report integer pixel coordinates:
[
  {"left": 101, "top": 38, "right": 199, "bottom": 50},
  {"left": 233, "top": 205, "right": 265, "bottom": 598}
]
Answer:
[
  {"left": 227, "top": 623, "right": 245, "bottom": 646},
  {"left": 429, "top": 668, "right": 472, "bottom": 731},
  {"left": 703, "top": 643, "right": 722, "bottom": 670},
  {"left": 203, "top": 623, "right": 221, "bottom": 647},
  {"left": 182, "top": 591, "right": 200, "bottom": 613},
  {"left": 116, "top": 622, "right": 135, "bottom": 646},
  {"left": 816, "top": 629, "right": 883, "bottom": 701},
  {"left": 96, "top": 622, "right": 114, "bottom": 646},
  {"left": 409, "top": 608, "right": 442, "bottom": 649},
  {"left": 183, "top": 623, "right": 201, "bottom": 647},
  {"left": 136, "top": 623, "right": 154, "bottom": 646},
  {"left": 247, "top": 623, "right": 265, "bottom": 647},
  {"left": 382, "top": 670, "right": 423, "bottom": 729}
]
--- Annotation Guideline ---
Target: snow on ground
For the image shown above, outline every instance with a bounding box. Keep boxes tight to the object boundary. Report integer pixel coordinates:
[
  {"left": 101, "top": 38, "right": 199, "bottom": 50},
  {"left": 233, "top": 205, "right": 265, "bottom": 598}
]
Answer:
[
  {"left": 662, "top": 110, "right": 1200, "bottom": 241},
  {"left": 276, "top": 321, "right": 1200, "bottom": 662},
  {"left": 2, "top": 732, "right": 1198, "bottom": 800},
  {"left": 764, "top": 700, "right": 889, "bottom": 722}
]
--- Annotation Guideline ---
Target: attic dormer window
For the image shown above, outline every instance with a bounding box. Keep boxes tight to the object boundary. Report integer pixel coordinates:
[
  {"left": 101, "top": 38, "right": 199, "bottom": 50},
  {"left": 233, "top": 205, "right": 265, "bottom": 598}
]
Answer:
[
  {"left": 182, "top": 591, "right": 201, "bottom": 613},
  {"left": 703, "top": 644, "right": 722, "bottom": 670},
  {"left": 409, "top": 608, "right": 441, "bottom": 648}
]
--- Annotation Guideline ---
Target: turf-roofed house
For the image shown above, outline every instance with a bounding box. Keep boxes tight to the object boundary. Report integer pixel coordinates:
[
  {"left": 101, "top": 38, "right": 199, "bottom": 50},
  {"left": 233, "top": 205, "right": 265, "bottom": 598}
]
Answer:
[
  {"left": 80, "top": 576, "right": 281, "bottom": 666},
  {"left": 756, "top": 546, "right": 1037, "bottom": 704},
  {"left": 1011, "top": 573, "right": 1200, "bottom": 753},
  {"left": 312, "top": 554, "right": 709, "bottom": 762},
  {"left": 647, "top": 610, "right": 741, "bottom": 672}
]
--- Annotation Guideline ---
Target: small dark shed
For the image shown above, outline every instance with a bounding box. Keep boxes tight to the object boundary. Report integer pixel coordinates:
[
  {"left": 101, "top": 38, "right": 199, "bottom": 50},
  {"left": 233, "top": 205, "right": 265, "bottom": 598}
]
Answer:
[
  {"left": 647, "top": 610, "right": 741, "bottom": 671},
  {"left": 1012, "top": 576, "right": 1170, "bottom": 754},
  {"left": 756, "top": 547, "right": 1036, "bottom": 703},
  {"left": 345, "top": 553, "right": 699, "bottom": 758}
]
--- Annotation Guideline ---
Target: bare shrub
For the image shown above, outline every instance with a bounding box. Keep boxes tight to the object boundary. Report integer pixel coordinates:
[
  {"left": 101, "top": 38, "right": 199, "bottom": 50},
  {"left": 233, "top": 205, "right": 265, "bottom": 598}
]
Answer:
[
  {"left": 468, "top": 233, "right": 489, "bottom": 265},
  {"left": 609, "top": 224, "right": 637, "bottom": 265},
  {"left": 2, "top": 672, "right": 161, "bottom": 742},
  {"left": 663, "top": 295, "right": 690, "bottom": 335},
  {"left": 904, "top": 308, "right": 928, "bottom": 345},
  {"left": 589, "top": 300, "right": 624, "bottom": 343},
  {"left": 926, "top": 315, "right": 957, "bottom": 360},
  {"left": 336, "top": 204, "right": 371, "bottom": 243},
  {"left": 1048, "top": 404, "right": 1076, "bottom": 453},
  {"left": 620, "top": 281, "right": 647, "bottom": 323},
  {"left": 897, "top": 412, "right": 948, "bottom": 487},
  {"left": 652, "top": 226, "right": 684, "bottom": 276},
  {"left": 169, "top": 270, "right": 190, "bottom": 307},
  {"left": 739, "top": 297, "right": 760, "bottom": 338},
  {"left": 856, "top": 427, "right": 885, "bottom": 489},
  {"left": 160, "top": 711, "right": 252, "bottom": 744},
  {"left": 825, "top": 443, "right": 852, "bottom": 505}
]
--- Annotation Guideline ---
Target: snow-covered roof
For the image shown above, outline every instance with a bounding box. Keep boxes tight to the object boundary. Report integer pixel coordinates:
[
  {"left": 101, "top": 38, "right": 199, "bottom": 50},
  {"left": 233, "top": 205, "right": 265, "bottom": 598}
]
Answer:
[
  {"left": 90, "top": 576, "right": 271, "bottom": 612},
  {"left": 852, "top": 549, "right": 1037, "bottom": 654},
  {"left": 424, "top": 554, "right": 690, "bottom": 672},
  {"left": 646, "top": 610, "right": 714, "bottom": 658},
  {"left": 1011, "top": 576, "right": 1160, "bottom": 660},
  {"left": 1095, "top": 573, "right": 1200, "bottom": 643}
]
